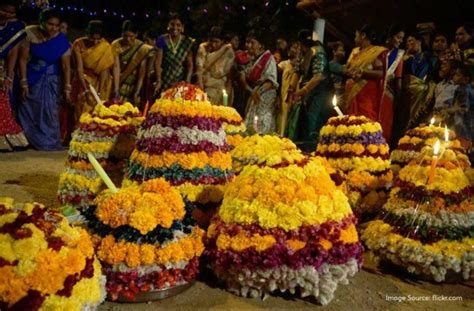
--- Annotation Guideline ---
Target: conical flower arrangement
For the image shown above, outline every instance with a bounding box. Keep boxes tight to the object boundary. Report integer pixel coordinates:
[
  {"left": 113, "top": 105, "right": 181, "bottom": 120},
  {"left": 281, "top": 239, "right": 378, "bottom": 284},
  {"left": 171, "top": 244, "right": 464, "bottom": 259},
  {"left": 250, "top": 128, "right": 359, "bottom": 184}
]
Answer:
[
  {"left": 390, "top": 124, "right": 469, "bottom": 175},
  {"left": 362, "top": 144, "right": 474, "bottom": 282},
  {"left": 205, "top": 149, "right": 363, "bottom": 305},
  {"left": 125, "top": 83, "right": 234, "bottom": 227},
  {"left": 58, "top": 100, "right": 143, "bottom": 217},
  {"left": 84, "top": 179, "right": 205, "bottom": 301},
  {"left": 0, "top": 198, "right": 106, "bottom": 310},
  {"left": 316, "top": 115, "right": 392, "bottom": 218}
]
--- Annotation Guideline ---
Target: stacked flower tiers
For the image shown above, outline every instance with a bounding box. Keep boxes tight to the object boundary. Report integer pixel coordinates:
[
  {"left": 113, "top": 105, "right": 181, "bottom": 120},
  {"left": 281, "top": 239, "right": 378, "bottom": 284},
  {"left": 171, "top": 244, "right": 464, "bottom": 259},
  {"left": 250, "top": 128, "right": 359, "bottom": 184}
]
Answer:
[
  {"left": 58, "top": 100, "right": 143, "bottom": 216},
  {"left": 0, "top": 198, "right": 105, "bottom": 310},
  {"left": 126, "top": 83, "right": 234, "bottom": 227},
  {"left": 205, "top": 147, "right": 363, "bottom": 305},
  {"left": 316, "top": 115, "right": 392, "bottom": 217},
  {"left": 390, "top": 124, "right": 469, "bottom": 174},
  {"left": 217, "top": 106, "right": 246, "bottom": 149},
  {"left": 362, "top": 146, "right": 474, "bottom": 282},
  {"left": 230, "top": 134, "right": 304, "bottom": 174},
  {"left": 85, "top": 179, "right": 205, "bottom": 301}
]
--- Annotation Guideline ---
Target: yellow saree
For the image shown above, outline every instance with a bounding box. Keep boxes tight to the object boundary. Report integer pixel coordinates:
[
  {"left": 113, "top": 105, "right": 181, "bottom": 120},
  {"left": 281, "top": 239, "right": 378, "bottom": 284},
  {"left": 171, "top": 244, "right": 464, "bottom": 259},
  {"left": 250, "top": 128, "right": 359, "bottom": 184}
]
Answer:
[{"left": 72, "top": 38, "right": 114, "bottom": 120}]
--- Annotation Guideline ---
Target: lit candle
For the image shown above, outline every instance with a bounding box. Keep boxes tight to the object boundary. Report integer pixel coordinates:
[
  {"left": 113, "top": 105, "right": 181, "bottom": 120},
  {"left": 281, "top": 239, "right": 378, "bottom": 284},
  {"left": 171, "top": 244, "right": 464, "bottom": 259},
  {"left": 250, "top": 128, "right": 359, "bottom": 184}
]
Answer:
[
  {"left": 429, "top": 117, "right": 435, "bottom": 127},
  {"left": 89, "top": 84, "right": 102, "bottom": 105},
  {"left": 253, "top": 116, "right": 259, "bottom": 133},
  {"left": 142, "top": 101, "right": 150, "bottom": 117},
  {"left": 222, "top": 89, "right": 228, "bottom": 107},
  {"left": 444, "top": 125, "right": 449, "bottom": 143},
  {"left": 332, "top": 95, "right": 343, "bottom": 117},
  {"left": 428, "top": 140, "right": 441, "bottom": 185},
  {"left": 87, "top": 153, "right": 118, "bottom": 193}
]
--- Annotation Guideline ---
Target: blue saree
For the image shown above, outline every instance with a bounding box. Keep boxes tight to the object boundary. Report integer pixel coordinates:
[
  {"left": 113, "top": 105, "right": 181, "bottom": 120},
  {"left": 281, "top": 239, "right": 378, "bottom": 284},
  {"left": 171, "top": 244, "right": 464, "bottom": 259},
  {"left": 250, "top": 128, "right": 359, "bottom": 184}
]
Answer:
[{"left": 18, "top": 30, "right": 70, "bottom": 151}]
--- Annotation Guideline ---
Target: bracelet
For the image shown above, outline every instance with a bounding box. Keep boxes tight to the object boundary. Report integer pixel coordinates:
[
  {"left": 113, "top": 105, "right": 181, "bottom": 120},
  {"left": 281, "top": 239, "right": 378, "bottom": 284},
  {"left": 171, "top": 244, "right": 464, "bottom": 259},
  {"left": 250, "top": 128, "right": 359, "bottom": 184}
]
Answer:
[
  {"left": 64, "top": 84, "right": 72, "bottom": 91},
  {"left": 6, "top": 77, "right": 13, "bottom": 82}
]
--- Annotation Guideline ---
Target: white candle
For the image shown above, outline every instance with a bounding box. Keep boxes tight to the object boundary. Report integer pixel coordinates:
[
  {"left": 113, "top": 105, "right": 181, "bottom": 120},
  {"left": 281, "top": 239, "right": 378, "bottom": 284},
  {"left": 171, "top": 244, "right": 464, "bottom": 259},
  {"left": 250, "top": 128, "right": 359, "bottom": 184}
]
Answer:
[
  {"left": 429, "top": 117, "right": 435, "bottom": 127},
  {"left": 222, "top": 89, "right": 228, "bottom": 107},
  {"left": 428, "top": 140, "right": 441, "bottom": 185},
  {"left": 253, "top": 116, "right": 259, "bottom": 133},
  {"left": 444, "top": 125, "right": 449, "bottom": 143},
  {"left": 87, "top": 153, "right": 118, "bottom": 193},
  {"left": 332, "top": 95, "right": 343, "bottom": 117},
  {"left": 89, "top": 84, "right": 102, "bottom": 105}
]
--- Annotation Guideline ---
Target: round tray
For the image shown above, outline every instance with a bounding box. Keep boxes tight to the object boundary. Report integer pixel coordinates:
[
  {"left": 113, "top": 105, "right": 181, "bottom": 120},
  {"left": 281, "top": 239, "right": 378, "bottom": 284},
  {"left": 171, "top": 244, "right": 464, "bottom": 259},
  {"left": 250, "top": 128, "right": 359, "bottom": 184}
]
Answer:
[{"left": 109, "top": 281, "right": 195, "bottom": 303}]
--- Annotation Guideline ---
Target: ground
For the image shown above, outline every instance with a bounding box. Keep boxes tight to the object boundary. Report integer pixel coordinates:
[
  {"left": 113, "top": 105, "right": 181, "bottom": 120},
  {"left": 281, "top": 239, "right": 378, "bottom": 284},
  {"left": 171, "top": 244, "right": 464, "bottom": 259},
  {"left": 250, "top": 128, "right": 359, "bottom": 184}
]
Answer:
[{"left": 1, "top": 150, "right": 473, "bottom": 311}]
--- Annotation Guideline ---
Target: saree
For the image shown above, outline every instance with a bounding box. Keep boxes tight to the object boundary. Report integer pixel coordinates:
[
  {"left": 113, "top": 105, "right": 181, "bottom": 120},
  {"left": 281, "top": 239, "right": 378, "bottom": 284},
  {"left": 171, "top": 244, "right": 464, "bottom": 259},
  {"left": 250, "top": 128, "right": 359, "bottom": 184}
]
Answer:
[
  {"left": 112, "top": 38, "right": 152, "bottom": 104},
  {"left": 0, "top": 20, "right": 28, "bottom": 150},
  {"left": 244, "top": 50, "right": 278, "bottom": 134},
  {"left": 277, "top": 59, "right": 299, "bottom": 136},
  {"left": 196, "top": 42, "right": 235, "bottom": 105},
  {"left": 295, "top": 45, "right": 333, "bottom": 151},
  {"left": 157, "top": 35, "right": 194, "bottom": 91},
  {"left": 72, "top": 38, "right": 114, "bottom": 120},
  {"left": 345, "top": 46, "right": 388, "bottom": 136},
  {"left": 17, "top": 27, "right": 70, "bottom": 151},
  {"left": 379, "top": 48, "right": 404, "bottom": 142}
]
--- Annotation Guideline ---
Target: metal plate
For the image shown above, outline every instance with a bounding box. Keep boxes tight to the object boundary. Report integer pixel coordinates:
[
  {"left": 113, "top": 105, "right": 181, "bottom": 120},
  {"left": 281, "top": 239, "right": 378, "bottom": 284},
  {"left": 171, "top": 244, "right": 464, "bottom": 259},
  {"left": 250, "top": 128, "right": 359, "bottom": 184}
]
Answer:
[{"left": 108, "top": 281, "right": 195, "bottom": 303}]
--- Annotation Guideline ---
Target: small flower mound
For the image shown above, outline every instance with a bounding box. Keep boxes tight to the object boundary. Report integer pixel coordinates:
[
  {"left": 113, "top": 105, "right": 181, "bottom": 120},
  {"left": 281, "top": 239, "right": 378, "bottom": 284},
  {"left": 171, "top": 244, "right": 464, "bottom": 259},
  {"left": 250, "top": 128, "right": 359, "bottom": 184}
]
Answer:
[
  {"left": 230, "top": 134, "right": 305, "bottom": 174},
  {"left": 85, "top": 180, "right": 205, "bottom": 301},
  {"left": 0, "top": 197, "right": 106, "bottom": 311},
  {"left": 206, "top": 156, "right": 363, "bottom": 305},
  {"left": 126, "top": 83, "right": 235, "bottom": 227},
  {"left": 58, "top": 100, "right": 143, "bottom": 217},
  {"left": 390, "top": 124, "right": 469, "bottom": 175},
  {"left": 362, "top": 147, "right": 474, "bottom": 282},
  {"left": 316, "top": 115, "right": 392, "bottom": 217},
  {"left": 214, "top": 106, "right": 246, "bottom": 149}
]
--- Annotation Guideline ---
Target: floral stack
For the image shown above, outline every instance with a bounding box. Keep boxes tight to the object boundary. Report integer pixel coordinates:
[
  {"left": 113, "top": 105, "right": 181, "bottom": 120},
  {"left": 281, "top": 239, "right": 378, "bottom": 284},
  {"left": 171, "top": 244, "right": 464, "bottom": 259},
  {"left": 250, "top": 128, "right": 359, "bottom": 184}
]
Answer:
[
  {"left": 216, "top": 106, "right": 246, "bottom": 149},
  {"left": 230, "top": 134, "right": 304, "bottom": 174},
  {"left": 126, "top": 82, "right": 234, "bottom": 227},
  {"left": 362, "top": 144, "right": 474, "bottom": 282},
  {"left": 390, "top": 124, "right": 469, "bottom": 175},
  {"left": 84, "top": 179, "right": 205, "bottom": 301},
  {"left": 0, "top": 197, "right": 105, "bottom": 310},
  {"left": 58, "top": 99, "right": 143, "bottom": 217},
  {"left": 205, "top": 150, "right": 363, "bottom": 305},
  {"left": 316, "top": 115, "right": 392, "bottom": 218}
]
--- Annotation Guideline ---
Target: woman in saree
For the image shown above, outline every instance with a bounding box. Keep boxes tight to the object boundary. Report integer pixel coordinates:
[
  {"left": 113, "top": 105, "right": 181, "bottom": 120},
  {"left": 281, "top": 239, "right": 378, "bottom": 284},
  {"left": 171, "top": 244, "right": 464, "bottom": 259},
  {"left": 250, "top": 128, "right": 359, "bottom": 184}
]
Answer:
[
  {"left": 399, "top": 32, "right": 436, "bottom": 132},
  {"left": 71, "top": 20, "right": 114, "bottom": 121},
  {"left": 112, "top": 20, "right": 151, "bottom": 107},
  {"left": 17, "top": 8, "right": 71, "bottom": 151},
  {"left": 240, "top": 29, "right": 279, "bottom": 134},
  {"left": 154, "top": 13, "right": 194, "bottom": 94},
  {"left": 0, "top": 0, "right": 28, "bottom": 151},
  {"left": 196, "top": 26, "right": 235, "bottom": 105},
  {"left": 345, "top": 25, "right": 389, "bottom": 138},
  {"left": 381, "top": 25, "right": 405, "bottom": 144},
  {"left": 290, "top": 29, "right": 333, "bottom": 151}
]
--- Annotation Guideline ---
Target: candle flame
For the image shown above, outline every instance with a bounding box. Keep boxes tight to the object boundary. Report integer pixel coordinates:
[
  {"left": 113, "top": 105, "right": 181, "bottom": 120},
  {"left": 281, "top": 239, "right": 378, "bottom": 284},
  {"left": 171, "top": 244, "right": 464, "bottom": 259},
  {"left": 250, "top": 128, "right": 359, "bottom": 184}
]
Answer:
[
  {"left": 254, "top": 116, "right": 258, "bottom": 121},
  {"left": 222, "top": 89, "right": 227, "bottom": 96},
  {"left": 430, "top": 117, "right": 435, "bottom": 126},
  {"left": 433, "top": 139, "right": 441, "bottom": 156},
  {"left": 444, "top": 125, "right": 449, "bottom": 142},
  {"left": 332, "top": 95, "right": 337, "bottom": 107}
]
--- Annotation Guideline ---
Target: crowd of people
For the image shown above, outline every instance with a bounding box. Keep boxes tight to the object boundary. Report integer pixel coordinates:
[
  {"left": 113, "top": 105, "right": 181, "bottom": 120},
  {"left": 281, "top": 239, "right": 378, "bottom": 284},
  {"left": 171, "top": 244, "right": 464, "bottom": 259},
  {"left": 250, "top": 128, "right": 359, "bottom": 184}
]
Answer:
[{"left": 1, "top": 1, "right": 474, "bottom": 153}]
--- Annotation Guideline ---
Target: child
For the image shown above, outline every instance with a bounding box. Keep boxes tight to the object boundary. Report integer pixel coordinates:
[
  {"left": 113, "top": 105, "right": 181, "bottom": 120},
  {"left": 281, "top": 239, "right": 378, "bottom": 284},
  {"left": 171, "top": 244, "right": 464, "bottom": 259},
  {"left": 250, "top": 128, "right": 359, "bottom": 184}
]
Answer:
[
  {"left": 448, "top": 64, "right": 474, "bottom": 149},
  {"left": 328, "top": 41, "right": 346, "bottom": 108},
  {"left": 433, "top": 60, "right": 459, "bottom": 117}
]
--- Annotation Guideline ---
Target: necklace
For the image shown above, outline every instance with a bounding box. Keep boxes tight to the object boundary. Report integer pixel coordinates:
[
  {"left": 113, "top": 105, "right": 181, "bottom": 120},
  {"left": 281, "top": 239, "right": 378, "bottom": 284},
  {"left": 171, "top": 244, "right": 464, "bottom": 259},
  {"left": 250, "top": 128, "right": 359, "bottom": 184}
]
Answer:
[{"left": 168, "top": 34, "right": 182, "bottom": 54}]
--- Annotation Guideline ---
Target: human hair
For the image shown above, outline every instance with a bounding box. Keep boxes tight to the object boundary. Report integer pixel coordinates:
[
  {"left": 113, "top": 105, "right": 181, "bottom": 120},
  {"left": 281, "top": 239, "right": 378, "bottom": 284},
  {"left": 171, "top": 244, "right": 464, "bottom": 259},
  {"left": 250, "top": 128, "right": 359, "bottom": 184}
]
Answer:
[
  {"left": 122, "top": 20, "right": 137, "bottom": 34},
  {"left": 297, "top": 29, "right": 313, "bottom": 47},
  {"left": 209, "top": 26, "right": 224, "bottom": 40},
  {"left": 39, "top": 8, "right": 62, "bottom": 24},
  {"left": 0, "top": 0, "right": 19, "bottom": 8},
  {"left": 407, "top": 31, "right": 423, "bottom": 42},
  {"left": 168, "top": 12, "right": 183, "bottom": 24},
  {"left": 457, "top": 24, "right": 473, "bottom": 36},
  {"left": 456, "top": 63, "right": 472, "bottom": 81},
  {"left": 86, "top": 20, "right": 104, "bottom": 37},
  {"left": 359, "top": 24, "right": 378, "bottom": 44},
  {"left": 247, "top": 28, "right": 267, "bottom": 48},
  {"left": 385, "top": 23, "right": 405, "bottom": 41},
  {"left": 328, "top": 41, "right": 344, "bottom": 51}
]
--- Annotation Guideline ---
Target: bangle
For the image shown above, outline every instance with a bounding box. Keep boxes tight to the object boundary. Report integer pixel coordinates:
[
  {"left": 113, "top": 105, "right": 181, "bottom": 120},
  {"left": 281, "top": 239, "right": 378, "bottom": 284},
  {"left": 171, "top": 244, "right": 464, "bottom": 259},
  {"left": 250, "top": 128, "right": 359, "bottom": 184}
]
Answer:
[{"left": 6, "top": 77, "right": 13, "bottom": 82}]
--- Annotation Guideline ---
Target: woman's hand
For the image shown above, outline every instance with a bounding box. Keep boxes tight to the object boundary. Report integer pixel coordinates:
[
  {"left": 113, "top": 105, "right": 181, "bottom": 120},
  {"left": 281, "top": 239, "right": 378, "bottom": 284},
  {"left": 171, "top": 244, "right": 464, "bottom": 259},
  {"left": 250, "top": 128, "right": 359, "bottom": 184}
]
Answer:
[
  {"left": 2, "top": 78, "right": 12, "bottom": 92},
  {"left": 154, "top": 80, "right": 162, "bottom": 96},
  {"left": 250, "top": 89, "right": 261, "bottom": 103},
  {"left": 64, "top": 90, "right": 71, "bottom": 105},
  {"left": 133, "top": 93, "right": 141, "bottom": 106},
  {"left": 20, "top": 86, "right": 28, "bottom": 101}
]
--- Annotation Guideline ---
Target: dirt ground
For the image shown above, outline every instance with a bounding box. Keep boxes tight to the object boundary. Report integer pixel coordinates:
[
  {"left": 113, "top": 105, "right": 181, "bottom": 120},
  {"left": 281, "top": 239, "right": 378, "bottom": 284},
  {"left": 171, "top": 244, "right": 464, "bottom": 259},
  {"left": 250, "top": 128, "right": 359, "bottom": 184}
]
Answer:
[{"left": 1, "top": 150, "right": 473, "bottom": 311}]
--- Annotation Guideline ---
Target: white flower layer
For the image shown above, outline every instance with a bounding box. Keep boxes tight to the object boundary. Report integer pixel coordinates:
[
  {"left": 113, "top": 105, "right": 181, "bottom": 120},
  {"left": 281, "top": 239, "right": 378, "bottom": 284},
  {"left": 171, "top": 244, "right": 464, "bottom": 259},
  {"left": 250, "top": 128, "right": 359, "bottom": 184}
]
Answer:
[
  {"left": 138, "top": 124, "right": 226, "bottom": 147},
  {"left": 365, "top": 233, "right": 474, "bottom": 282},
  {"left": 110, "top": 260, "right": 191, "bottom": 276},
  {"left": 71, "top": 130, "right": 118, "bottom": 143},
  {"left": 384, "top": 201, "right": 474, "bottom": 228},
  {"left": 214, "top": 259, "right": 359, "bottom": 306}
]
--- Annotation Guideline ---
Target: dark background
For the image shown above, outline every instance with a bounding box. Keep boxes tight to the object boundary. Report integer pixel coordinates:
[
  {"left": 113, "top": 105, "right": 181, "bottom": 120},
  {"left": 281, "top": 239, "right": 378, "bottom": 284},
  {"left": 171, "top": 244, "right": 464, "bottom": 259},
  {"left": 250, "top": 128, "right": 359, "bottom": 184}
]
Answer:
[{"left": 18, "top": 0, "right": 474, "bottom": 49}]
